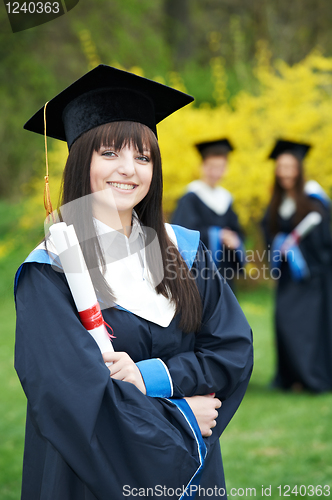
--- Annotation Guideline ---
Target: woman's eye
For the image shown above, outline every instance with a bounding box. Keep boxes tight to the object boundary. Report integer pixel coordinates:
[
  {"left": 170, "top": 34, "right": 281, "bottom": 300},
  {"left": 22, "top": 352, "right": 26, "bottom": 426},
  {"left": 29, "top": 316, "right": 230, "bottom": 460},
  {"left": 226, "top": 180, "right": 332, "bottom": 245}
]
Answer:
[
  {"left": 137, "top": 155, "right": 150, "bottom": 162},
  {"left": 102, "top": 151, "right": 117, "bottom": 157}
]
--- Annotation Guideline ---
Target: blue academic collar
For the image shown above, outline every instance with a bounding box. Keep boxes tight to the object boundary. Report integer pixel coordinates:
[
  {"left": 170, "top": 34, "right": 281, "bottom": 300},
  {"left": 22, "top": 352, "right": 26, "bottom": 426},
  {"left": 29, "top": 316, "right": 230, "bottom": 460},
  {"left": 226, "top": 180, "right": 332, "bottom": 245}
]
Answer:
[
  {"left": 171, "top": 224, "right": 200, "bottom": 270},
  {"left": 305, "top": 181, "right": 331, "bottom": 208},
  {"left": 307, "top": 191, "right": 330, "bottom": 208}
]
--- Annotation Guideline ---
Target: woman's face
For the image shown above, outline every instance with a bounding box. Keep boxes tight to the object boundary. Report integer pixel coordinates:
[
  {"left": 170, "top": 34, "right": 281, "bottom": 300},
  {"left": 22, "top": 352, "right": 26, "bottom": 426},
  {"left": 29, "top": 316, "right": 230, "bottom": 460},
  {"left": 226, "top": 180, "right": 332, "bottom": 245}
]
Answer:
[
  {"left": 275, "top": 153, "right": 300, "bottom": 192},
  {"left": 202, "top": 155, "right": 228, "bottom": 188},
  {"left": 90, "top": 143, "right": 153, "bottom": 224}
]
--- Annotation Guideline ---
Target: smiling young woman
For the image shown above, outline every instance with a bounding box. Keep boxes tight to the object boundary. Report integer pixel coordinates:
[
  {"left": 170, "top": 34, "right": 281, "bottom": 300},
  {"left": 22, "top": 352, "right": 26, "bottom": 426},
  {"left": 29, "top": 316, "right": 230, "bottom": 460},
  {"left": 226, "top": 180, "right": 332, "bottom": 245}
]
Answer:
[
  {"left": 60, "top": 119, "right": 206, "bottom": 333},
  {"left": 14, "top": 65, "right": 253, "bottom": 500}
]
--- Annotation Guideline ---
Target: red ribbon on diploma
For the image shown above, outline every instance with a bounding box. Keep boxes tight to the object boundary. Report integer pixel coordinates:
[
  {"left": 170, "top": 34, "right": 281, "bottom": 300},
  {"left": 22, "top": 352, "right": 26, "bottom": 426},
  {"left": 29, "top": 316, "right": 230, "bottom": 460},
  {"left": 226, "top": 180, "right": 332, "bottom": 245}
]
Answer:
[{"left": 79, "top": 303, "right": 115, "bottom": 339}]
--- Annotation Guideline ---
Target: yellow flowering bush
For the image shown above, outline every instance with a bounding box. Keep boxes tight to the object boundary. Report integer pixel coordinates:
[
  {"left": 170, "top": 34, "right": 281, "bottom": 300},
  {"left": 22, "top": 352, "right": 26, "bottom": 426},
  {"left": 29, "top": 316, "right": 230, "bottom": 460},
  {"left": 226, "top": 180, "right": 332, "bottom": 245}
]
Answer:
[
  {"left": 19, "top": 142, "right": 66, "bottom": 234},
  {"left": 159, "top": 48, "right": 332, "bottom": 228}
]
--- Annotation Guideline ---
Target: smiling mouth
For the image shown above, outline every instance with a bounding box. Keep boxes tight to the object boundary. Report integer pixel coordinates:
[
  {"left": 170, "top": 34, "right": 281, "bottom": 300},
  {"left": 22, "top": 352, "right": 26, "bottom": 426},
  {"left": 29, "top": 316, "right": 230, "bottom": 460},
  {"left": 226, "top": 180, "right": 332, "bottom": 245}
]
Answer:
[{"left": 107, "top": 182, "right": 137, "bottom": 190}]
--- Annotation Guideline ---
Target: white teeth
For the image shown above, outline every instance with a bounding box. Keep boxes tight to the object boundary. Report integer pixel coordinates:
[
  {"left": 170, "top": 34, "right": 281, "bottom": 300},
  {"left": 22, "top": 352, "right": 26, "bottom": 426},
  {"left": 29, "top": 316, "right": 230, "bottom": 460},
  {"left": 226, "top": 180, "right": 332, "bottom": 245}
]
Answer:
[{"left": 108, "top": 182, "right": 136, "bottom": 190}]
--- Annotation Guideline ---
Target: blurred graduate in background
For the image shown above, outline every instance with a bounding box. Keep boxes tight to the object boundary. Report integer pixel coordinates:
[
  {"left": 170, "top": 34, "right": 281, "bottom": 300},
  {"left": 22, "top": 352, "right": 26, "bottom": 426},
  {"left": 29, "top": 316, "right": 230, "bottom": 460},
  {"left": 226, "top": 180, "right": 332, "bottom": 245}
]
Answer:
[
  {"left": 172, "top": 139, "right": 245, "bottom": 290},
  {"left": 261, "top": 139, "right": 332, "bottom": 393}
]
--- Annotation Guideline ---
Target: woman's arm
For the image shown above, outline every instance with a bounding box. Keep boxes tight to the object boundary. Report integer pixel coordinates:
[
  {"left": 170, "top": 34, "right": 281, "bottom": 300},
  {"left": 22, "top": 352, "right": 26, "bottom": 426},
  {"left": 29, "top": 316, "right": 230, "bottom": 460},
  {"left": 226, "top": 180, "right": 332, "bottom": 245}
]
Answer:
[
  {"left": 103, "top": 351, "right": 147, "bottom": 393},
  {"left": 135, "top": 242, "right": 252, "bottom": 445},
  {"left": 184, "top": 394, "right": 222, "bottom": 437},
  {"left": 14, "top": 262, "right": 216, "bottom": 496},
  {"left": 101, "top": 352, "right": 222, "bottom": 437},
  {"left": 164, "top": 243, "right": 253, "bottom": 400}
]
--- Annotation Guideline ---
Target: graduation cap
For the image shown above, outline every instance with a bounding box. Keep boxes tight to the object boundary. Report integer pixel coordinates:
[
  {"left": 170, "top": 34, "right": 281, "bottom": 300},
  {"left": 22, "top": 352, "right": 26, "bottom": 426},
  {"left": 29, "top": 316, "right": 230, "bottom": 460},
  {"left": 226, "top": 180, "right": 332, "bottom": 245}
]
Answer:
[
  {"left": 269, "top": 139, "right": 311, "bottom": 160},
  {"left": 195, "top": 138, "right": 233, "bottom": 158},
  {"left": 24, "top": 65, "right": 194, "bottom": 220},
  {"left": 24, "top": 64, "right": 194, "bottom": 149}
]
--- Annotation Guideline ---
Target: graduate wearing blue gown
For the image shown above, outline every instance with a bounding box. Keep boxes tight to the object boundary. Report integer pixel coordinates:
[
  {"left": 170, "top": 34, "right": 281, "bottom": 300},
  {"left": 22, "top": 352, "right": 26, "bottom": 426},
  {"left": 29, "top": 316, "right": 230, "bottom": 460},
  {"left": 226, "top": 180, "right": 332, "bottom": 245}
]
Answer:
[
  {"left": 15, "top": 66, "right": 253, "bottom": 499},
  {"left": 261, "top": 140, "right": 332, "bottom": 393},
  {"left": 172, "top": 140, "right": 245, "bottom": 290}
]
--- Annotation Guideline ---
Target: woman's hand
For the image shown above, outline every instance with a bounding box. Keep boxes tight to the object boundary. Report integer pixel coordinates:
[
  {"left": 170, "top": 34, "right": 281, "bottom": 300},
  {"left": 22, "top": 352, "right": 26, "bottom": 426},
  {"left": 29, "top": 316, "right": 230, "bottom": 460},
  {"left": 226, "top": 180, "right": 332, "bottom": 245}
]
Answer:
[
  {"left": 184, "top": 394, "right": 222, "bottom": 437},
  {"left": 102, "top": 351, "right": 146, "bottom": 395},
  {"left": 221, "top": 228, "right": 241, "bottom": 250}
]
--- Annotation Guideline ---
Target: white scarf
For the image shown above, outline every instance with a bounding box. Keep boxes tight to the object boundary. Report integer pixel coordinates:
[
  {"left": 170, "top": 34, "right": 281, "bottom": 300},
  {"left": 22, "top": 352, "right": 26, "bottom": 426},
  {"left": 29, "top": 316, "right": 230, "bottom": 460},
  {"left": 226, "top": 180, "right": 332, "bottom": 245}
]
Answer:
[{"left": 187, "top": 180, "right": 232, "bottom": 215}]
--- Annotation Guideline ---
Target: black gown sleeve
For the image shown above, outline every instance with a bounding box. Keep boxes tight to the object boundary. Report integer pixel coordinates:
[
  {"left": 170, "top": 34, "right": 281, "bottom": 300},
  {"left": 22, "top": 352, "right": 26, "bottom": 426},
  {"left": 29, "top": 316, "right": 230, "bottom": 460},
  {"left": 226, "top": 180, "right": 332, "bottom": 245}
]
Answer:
[
  {"left": 172, "top": 193, "right": 211, "bottom": 245},
  {"left": 14, "top": 263, "right": 209, "bottom": 498},
  {"left": 165, "top": 243, "right": 252, "bottom": 398},
  {"left": 165, "top": 243, "right": 253, "bottom": 442},
  {"left": 261, "top": 200, "right": 332, "bottom": 272}
]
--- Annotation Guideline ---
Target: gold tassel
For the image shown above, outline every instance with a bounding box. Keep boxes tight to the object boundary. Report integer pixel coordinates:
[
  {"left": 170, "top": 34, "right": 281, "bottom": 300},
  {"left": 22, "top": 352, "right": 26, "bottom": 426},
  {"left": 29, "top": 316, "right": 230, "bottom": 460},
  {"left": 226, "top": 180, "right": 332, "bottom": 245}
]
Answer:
[
  {"left": 43, "top": 102, "right": 55, "bottom": 223},
  {"left": 44, "top": 174, "right": 54, "bottom": 221}
]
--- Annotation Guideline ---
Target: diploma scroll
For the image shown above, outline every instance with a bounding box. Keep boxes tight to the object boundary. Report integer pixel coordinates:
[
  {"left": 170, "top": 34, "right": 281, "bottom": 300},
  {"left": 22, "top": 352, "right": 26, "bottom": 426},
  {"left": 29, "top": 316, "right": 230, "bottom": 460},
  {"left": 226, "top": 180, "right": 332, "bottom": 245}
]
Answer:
[
  {"left": 281, "top": 211, "right": 322, "bottom": 252},
  {"left": 49, "top": 223, "right": 114, "bottom": 357}
]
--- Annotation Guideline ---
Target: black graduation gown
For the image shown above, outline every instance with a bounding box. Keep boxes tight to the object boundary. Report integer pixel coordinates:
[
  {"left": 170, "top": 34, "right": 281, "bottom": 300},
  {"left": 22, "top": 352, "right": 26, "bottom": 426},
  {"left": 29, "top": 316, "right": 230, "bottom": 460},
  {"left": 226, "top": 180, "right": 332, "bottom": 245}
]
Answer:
[
  {"left": 14, "top": 230, "right": 253, "bottom": 500},
  {"left": 261, "top": 198, "right": 332, "bottom": 393},
  {"left": 172, "top": 192, "right": 245, "bottom": 288}
]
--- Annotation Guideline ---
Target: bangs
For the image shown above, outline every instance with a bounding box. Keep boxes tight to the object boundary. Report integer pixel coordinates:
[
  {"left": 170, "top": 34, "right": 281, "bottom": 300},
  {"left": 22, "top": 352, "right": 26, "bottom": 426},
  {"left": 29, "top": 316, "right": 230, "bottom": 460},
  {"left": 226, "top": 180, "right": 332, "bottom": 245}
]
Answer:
[{"left": 91, "top": 121, "right": 158, "bottom": 158}]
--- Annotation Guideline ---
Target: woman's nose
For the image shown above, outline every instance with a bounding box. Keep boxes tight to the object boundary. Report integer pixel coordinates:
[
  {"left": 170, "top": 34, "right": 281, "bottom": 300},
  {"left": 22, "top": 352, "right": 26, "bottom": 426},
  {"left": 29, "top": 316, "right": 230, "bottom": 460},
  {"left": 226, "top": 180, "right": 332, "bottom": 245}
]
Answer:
[{"left": 118, "top": 155, "right": 135, "bottom": 176}]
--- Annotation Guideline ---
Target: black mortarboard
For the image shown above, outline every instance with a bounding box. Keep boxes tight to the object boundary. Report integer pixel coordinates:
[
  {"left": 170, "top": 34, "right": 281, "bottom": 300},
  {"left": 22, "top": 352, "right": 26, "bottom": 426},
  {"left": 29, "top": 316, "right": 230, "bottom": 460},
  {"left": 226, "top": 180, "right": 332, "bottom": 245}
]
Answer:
[
  {"left": 195, "top": 138, "right": 234, "bottom": 158},
  {"left": 24, "top": 65, "right": 194, "bottom": 149},
  {"left": 269, "top": 139, "right": 311, "bottom": 160}
]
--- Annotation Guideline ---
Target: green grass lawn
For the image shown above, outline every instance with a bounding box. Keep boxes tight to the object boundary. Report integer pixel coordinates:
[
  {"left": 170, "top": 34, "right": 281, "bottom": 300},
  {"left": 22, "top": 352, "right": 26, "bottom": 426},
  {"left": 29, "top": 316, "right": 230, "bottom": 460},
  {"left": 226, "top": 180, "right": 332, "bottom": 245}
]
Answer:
[
  {"left": 222, "top": 288, "right": 332, "bottom": 499},
  {"left": 0, "top": 201, "right": 331, "bottom": 499}
]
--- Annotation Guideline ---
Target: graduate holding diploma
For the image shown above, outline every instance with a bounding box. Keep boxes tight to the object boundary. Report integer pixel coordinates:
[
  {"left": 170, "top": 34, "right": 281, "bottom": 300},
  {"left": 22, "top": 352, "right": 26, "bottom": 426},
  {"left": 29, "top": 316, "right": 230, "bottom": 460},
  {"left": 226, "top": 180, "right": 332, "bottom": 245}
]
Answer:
[
  {"left": 14, "top": 65, "right": 253, "bottom": 500},
  {"left": 172, "top": 139, "right": 245, "bottom": 290},
  {"left": 261, "top": 139, "right": 332, "bottom": 393}
]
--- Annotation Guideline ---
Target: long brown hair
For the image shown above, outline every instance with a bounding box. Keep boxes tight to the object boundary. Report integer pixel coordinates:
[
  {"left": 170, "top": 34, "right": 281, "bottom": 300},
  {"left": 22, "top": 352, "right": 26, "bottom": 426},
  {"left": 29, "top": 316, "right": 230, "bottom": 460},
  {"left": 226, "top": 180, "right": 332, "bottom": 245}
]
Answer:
[
  {"left": 268, "top": 153, "right": 317, "bottom": 235},
  {"left": 59, "top": 121, "right": 202, "bottom": 333}
]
